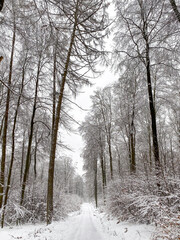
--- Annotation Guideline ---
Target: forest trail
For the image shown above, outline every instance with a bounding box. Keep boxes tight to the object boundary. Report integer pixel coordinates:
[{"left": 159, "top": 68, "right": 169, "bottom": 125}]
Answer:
[
  {"left": 1, "top": 203, "right": 154, "bottom": 240},
  {"left": 64, "top": 203, "right": 103, "bottom": 240}
]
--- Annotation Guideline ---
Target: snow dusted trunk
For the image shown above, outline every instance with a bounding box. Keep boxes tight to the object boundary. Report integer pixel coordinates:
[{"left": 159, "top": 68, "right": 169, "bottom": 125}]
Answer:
[
  {"left": 129, "top": 95, "right": 136, "bottom": 174},
  {"left": 145, "top": 39, "right": 161, "bottom": 189},
  {"left": 169, "top": 0, "right": 180, "bottom": 22},
  {"left": 1, "top": 59, "right": 25, "bottom": 228},
  {"left": 0, "top": 24, "right": 16, "bottom": 209},
  {"left": 46, "top": 2, "right": 79, "bottom": 225},
  {"left": 20, "top": 55, "right": 41, "bottom": 206},
  {"left": 94, "top": 157, "right": 98, "bottom": 208}
]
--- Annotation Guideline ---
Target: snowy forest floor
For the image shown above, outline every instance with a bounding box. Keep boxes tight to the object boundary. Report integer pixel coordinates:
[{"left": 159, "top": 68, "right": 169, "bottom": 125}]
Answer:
[{"left": 1, "top": 203, "right": 155, "bottom": 240}]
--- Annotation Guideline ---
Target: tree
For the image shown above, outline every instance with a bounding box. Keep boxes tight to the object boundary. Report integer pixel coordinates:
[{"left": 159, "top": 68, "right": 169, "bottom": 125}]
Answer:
[
  {"left": 91, "top": 88, "right": 114, "bottom": 180},
  {"left": 113, "top": 0, "right": 170, "bottom": 188},
  {"left": 113, "top": 63, "right": 138, "bottom": 174},
  {"left": 46, "top": 0, "right": 108, "bottom": 224},
  {"left": 80, "top": 116, "right": 100, "bottom": 207},
  {"left": 1, "top": 52, "right": 27, "bottom": 228},
  {"left": 0, "top": 0, "right": 4, "bottom": 12},
  {"left": 0, "top": 18, "right": 16, "bottom": 209},
  {"left": 169, "top": 0, "right": 180, "bottom": 22}
]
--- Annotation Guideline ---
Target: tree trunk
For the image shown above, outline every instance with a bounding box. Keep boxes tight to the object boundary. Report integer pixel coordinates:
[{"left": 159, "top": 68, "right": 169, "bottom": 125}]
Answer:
[
  {"left": 145, "top": 40, "right": 161, "bottom": 188},
  {"left": 99, "top": 138, "right": 106, "bottom": 200},
  {"left": 115, "top": 145, "right": 121, "bottom": 177},
  {"left": 130, "top": 105, "right": 136, "bottom": 174},
  {"left": 107, "top": 135, "right": 113, "bottom": 180},
  {"left": 0, "top": 0, "right": 4, "bottom": 12},
  {"left": 94, "top": 158, "right": 98, "bottom": 208},
  {"left": 20, "top": 56, "right": 41, "bottom": 206},
  {"left": 0, "top": 25, "right": 16, "bottom": 208},
  {"left": 33, "top": 133, "right": 38, "bottom": 179},
  {"left": 20, "top": 131, "right": 25, "bottom": 183},
  {"left": 46, "top": 4, "right": 78, "bottom": 224},
  {"left": 99, "top": 97, "right": 113, "bottom": 180},
  {"left": 169, "top": 0, "right": 180, "bottom": 22},
  {"left": 52, "top": 43, "right": 57, "bottom": 134},
  {"left": 1, "top": 63, "right": 25, "bottom": 228},
  {"left": 0, "top": 116, "right": 4, "bottom": 138},
  {"left": 148, "top": 122, "right": 152, "bottom": 171}
]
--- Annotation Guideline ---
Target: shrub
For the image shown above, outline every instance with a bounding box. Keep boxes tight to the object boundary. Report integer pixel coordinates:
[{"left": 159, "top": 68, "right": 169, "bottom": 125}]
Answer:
[{"left": 106, "top": 174, "right": 180, "bottom": 239}]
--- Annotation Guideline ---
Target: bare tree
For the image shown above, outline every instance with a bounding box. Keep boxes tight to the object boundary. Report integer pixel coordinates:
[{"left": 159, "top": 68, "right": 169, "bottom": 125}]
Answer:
[
  {"left": 92, "top": 88, "right": 114, "bottom": 180},
  {"left": 0, "top": 21, "right": 16, "bottom": 209},
  {"left": 46, "top": 0, "right": 108, "bottom": 224}
]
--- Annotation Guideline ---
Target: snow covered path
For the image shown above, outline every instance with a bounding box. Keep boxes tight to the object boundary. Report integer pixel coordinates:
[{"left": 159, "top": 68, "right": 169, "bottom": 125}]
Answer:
[
  {"left": 0, "top": 203, "right": 155, "bottom": 240},
  {"left": 64, "top": 203, "right": 103, "bottom": 240}
]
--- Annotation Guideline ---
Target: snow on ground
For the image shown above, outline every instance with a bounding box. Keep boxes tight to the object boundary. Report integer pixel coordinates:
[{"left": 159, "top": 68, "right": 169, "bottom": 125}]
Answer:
[
  {"left": 93, "top": 207, "right": 155, "bottom": 240},
  {"left": 0, "top": 203, "right": 155, "bottom": 240}
]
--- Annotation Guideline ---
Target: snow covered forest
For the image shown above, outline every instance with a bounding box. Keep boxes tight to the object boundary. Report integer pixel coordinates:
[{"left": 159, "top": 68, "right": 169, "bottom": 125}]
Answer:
[{"left": 0, "top": 0, "right": 180, "bottom": 239}]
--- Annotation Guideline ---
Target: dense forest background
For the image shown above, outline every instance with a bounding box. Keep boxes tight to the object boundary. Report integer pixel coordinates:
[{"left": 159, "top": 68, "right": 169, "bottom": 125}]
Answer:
[{"left": 0, "top": 0, "right": 179, "bottom": 239}]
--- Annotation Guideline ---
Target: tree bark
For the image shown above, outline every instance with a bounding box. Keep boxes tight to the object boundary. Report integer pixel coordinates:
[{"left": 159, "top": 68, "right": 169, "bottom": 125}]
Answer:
[{"left": 0, "top": 24, "right": 16, "bottom": 208}]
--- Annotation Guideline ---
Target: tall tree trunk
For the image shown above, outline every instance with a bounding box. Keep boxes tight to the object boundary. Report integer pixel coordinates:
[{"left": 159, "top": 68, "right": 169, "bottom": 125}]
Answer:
[
  {"left": 115, "top": 145, "right": 121, "bottom": 177},
  {"left": 1, "top": 63, "right": 25, "bottom": 228},
  {"left": 0, "top": 25, "right": 16, "bottom": 208},
  {"left": 169, "top": 0, "right": 180, "bottom": 22},
  {"left": 99, "top": 96, "right": 113, "bottom": 180},
  {"left": 33, "top": 133, "right": 38, "bottom": 179},
  {"left": 0, "top": 116, "right": 4, "bottom": 139},
  {"left": 20, "top": 56, "right": 41, "bottom": 206},
  {"left": 145, "top": 40, "right": 161, "bottom": 188},
  {"left": 147, "top": 122, "right": 152, "bottom": 171},
  {"left": 94, "top": 157, "right": 98, "bottom": 208},
  {"left": 20, "top": 131, "right": 25, "bottom": 183},
  {"left": 52, "top": 43, "right": 57, "bottom": 133},
  {"left": 107, "top": 134, "right": 113, "bottom": 180},
  {"left": 0, "top": 0, "right": 4, "bottom": 12},
  {"left": 130, "top": 105, "right": 136, "bottom": 174},
  {"left": 46, "top": 4, "right": 78, "bottom": 224},
  {"left": 99, "top": 134, "right": 106, "bottom": 200}
]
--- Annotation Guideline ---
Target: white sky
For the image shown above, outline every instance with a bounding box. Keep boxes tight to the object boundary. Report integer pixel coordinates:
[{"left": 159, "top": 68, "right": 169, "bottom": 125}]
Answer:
[{"left": 63, "top": 67, "right": 118, "bottom": 175}]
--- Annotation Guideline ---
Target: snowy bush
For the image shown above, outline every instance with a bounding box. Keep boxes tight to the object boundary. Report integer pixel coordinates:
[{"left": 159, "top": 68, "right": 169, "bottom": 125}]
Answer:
[
  {"left": 53, "top": 193, "right": 82, "bottom": 221},
  {"left": 106, "top": 175, "right": 180, "bottom": 233},
  {"left": 3, "top": 194, "right": 47, "bottom": 225},
  {"left": 3, "top": 192, "right": 82, "bottom": 225},
  {"left": 152, "top": 213, "right": 180, "bottom": 240}
]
